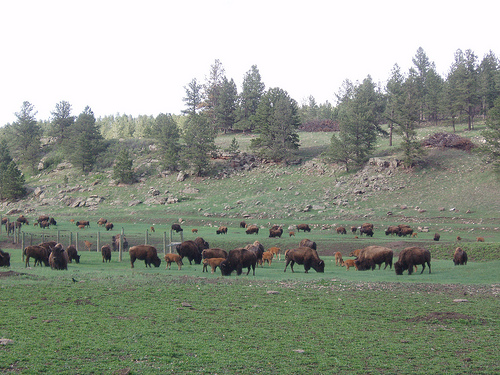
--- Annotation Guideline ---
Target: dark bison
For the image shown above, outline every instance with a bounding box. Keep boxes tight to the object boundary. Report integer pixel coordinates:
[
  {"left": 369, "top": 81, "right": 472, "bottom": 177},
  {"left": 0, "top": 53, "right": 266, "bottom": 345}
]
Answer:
[
  {"left": 17, "top": 216, "right": 29, "bottom": 225},
  {"left": 245, "top": 225, "right": 259, "bottom": 235},
  {"left": 453, "top": 247, "right": 468, "bottom": 266},
  {"left": 105, "top": 222, "right": 114, "bottom": 231},
  {"left": 202, "top": 248, "right": 228, "bottom": 259},
  {"left": 296, "top": 224, "right": 311, "bottom": 232},
  {"left": 385, "top": 225, "right": 400, "bottom": 236},
  {"left": 171, "top": 223, "right": 183, "bottom": 233},
  {"left": 101, "top": 245, "right": 112, "bottom": 263},
  {"left": 66, "top": 245, "right": 80, "bottom": 263},
  {"left": 194, "top": 237, "right": 210, "bottom": 251},
  {"left": 48, "top": 243, "right": 68, "bottom": 270},
  {"left": 97, "top": 218, "right": 107, "bottom": 226},
  {"left": 0, "top": 249, "right": 11, "bottom": 267},
  {"left": 37, "top": 215, "right": 50, "bottom": 224},
  {"left": 269, "top": 227, "right": 283, "bottom": 238},
  {"left": 219, "top": 248, "right": 257, "bottom": 276},
  {"left": 76, "top": 220, "right": 90, "bottom": 228},
  {"left": 244, "top": 241, "right": 265, "bottom": 264},
  {"left": 111, "top": 235, "right": 128, "bottom": 252},
  {"left": 176, "top": 240, "right": 203, "bottom": 265},
  {"left": 49, "top": 217, "right": 57, "bottom": 226},
  {"left": 38, "top": 241, "right": 57, "bottom": 254},
  {"left": 336, "top": 226, "right": 347, "bottom": 235},
  {"left": 394, "top": 247, "right": 431, "bottom": 275},
  {"left": 39, "top": 220, "right": 50, "bottom": 229},
  {"left": 284, "top": 247, "right": 325, "bottom": 273},
  {"left": 398, "top": 226, "right": 413, "bottom": 237},
  {"left": 239, "top": 221, "right": 246, "bottom": 228},
  {"left": 216, "top": 226, "right": 228, "bottom": 235},
  {"left": 355, "top": 246, "right": 393, "bottom": 271},
  {"left": 299, "top": 239, "right": 317, "bottom": 250},
  {"left": 129, "top": 245, "right": 161, "bottom": 268},
  {"left": 433, "top": 233, "right": 440, "bottom": 241}
]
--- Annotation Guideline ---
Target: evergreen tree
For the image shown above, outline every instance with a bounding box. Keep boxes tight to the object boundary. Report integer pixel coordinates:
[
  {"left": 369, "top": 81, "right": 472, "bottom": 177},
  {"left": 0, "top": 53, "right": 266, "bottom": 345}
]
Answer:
[
  {"left": 183, "top": 114, "right": 217, "bottom": 176},
  {"left": 151, "top": 113, "right": 181, "bottom": 172},
  {"left": 113, "top": 149, "right": 135, "bottom": 184},
  {"left": 385, "top": 64, "right": 405, "bottom": 146},
  {"left": 478, "top": 51, "right": 500, "bottom": 118},
  {"left": 10, "top": 101, "right": 41, "bottom": 171},
  {"left": 50, "top": 101, "right": 74, "bottom": 144},
  {"left": 182, "top": 78, "right": 204, "bottom": 116},
  {"left": 412, "top": 47, "right": 432, "bottom": 121},
  {"left": 203, "top": 59, "right": 225, "bottom": 126},
  {"left": 236, "top": 65, "right": 265, "bottom": 131},
  {"left": 215, "top": 77, "right": 238, "bottom": 133},
  {"left": 251, "top": 87, "right": 300, "bottom": 162},
  {"left": 0, "top": 141, "right": 26, "bottom": 200},
  {"left": 424, "top": 67, "right": 444, "bottom": 125},
  {"left": 479, "top": 97, "right": 500, "bottom": 175},
  {"left": 63, "top": 106, "right": 104, "bottom": 172}
]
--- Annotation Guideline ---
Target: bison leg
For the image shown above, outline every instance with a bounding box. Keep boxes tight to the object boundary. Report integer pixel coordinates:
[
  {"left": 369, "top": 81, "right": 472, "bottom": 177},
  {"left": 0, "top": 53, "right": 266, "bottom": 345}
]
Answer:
[
  {"left": 408, "top": 263, "right": 414, "bottom": 275},
  {"left": 130, "top": 258, "right": 135, "bottom": 268},
  {"left": 427, "top": 262, "right": 431, "bottom": 274},
  {"left": 284, "top": 259, "right": 290, "bottom": 272}
]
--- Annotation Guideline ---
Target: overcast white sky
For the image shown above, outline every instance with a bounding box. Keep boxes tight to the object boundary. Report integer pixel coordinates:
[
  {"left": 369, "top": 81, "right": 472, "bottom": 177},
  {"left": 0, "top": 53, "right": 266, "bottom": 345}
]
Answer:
[{"left": 0, "top": 0, "right": 497, "bottom": 126}]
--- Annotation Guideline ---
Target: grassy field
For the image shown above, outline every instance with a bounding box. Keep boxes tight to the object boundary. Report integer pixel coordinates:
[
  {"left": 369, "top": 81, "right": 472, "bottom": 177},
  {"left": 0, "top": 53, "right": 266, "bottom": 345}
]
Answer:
[{"left": 1, "top": 250, "right": 499, "bottom": 374}]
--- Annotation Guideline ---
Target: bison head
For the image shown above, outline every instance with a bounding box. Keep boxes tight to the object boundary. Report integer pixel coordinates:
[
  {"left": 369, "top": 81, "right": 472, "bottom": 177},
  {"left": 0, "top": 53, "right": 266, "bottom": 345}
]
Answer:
[
  {"left": 312, "top": 260, "right": 325, "bottom": 273},
  {"left": 394, "top": 261, "right": 404, "bottom": 275},
  {"left": 219, "top": 260, "right": 232, "bottom": 276},
  {"left": 152, "top": 257, "right": 161, "bottom": 267}
]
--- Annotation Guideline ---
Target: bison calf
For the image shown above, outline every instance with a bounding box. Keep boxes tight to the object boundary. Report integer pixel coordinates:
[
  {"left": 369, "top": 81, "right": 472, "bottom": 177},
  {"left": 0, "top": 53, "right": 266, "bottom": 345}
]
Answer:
[
  {"left": 342, "top": 259, "right": 357, "bottom": 271},
  {"left": 334, "top": 252, "right": 343, "bottom": 266},
  {"left": 202, "top": 257, "right": 226, "bottom": 273},
  {"left": 165, "top": 253, "right": 183, "bottom": 270}
]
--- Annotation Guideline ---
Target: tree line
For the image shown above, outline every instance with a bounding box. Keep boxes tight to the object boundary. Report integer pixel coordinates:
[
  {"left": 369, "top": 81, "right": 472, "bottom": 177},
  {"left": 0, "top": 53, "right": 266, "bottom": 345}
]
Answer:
[{"left": 1, "top": 47, "right": 500, "bottom": 200}]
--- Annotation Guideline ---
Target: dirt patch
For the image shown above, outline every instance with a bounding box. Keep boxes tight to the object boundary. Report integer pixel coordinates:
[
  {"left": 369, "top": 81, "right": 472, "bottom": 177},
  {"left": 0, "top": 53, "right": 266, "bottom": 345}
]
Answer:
[
  {"left": 0, "top": 270, "right": 24, "bottom": 278},
  {"left": 407, "top": 312, "right": 481, "bottom": 323}
]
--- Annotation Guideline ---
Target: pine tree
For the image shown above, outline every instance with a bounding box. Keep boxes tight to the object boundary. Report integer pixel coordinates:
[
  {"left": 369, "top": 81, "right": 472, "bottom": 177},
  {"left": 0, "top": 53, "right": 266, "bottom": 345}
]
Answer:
[
  {"left": 479, "top": 97, "right": 500, "bottom": 175},
  {"left": 182, "top": 78, "right": 203, "bottom": 116},
  {"left": 183, "top": 114, "right": 217, "bottom": 176},
  {"left": 10, "top": 101, "right": 41, "bottom": 171},
  {"left": 236, "top": 65, "right": 265, "bottom": 131},
  {"left": 113, "top": 149, "right": 135, "bottom": 184},
  {"left": 0, "top": 140, "right": 26, "bottom": 200},
  {"left": 151, "top": 113, "right": 181, "bottom": 171},
  {"left": 50, "top": 101, "right": 74, "bottom": 144}
]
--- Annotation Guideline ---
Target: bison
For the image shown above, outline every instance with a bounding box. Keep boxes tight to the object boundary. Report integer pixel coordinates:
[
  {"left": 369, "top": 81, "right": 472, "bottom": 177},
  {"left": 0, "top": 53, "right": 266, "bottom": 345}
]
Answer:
[
  {"left": 349, "top": 249, "right": 362, "bottom": 258},
  {"left": 335, "top": 252, "right": 343, "bottom": 266},
  {"left": 97, "top": 218, "right": 107, "bottom": 226},
  {"left": 48, "top": 244, "right": 68, "bottom": 270},
  {"left": 476, "top": 237, "right": 485, "bottom": 242},
  {"left": 203, "top": 257, "right": 226, "bottom": 274},
  {"left": 129, "top": 245, "right": 161, "bottom": 268},
  {"left": 267, "top": 246, "right": 281, "bottom": 260},
  {"left": 111, "top": 235, "right": 128, "bottom": 252},
  {"left": 433, "top": 233, "right": 440, "bottom": 241},
  {"left": 269, "top": 228, "right": 283, "bottom": 238},
  {"left": 355, "top": 246, "right": 393, "bottom": 271},
  {"left": 259, "top": 251, "right": 274, "bottom": 266},
  {"left": 0, "top": 249, "right": 11, "bottom": 267},
  {"left": 171, "top": 223, "right": 183, "bottom": 233},
  {"left": 76, "top": 220, "right": 90, "bottom": 228},
  {"left": 24, "top": 245, "right": 50, "bottom": 267},
  {"left": 202, "top": 248, "right": 228, "bottom": 259},
  {"left": 38, "top": 241, "right": 57, "bottom": 254},
  {"left": 453, "top": 247, "right": 468, "bottom": 266},
  {"left": 101, "top": 245, "right": 111, "bottom": 263},
  {"left": 217, "top": 226, "right": 228, "bottom": 235},
  {"left": 66, "top": 245, "right": 80, "bottom": 263},
  {"left": 342, "top": 259, "right": 357, "bottom": 271},
  {"left": 296, "top": 223, "right": 311, "bottom": 232},
  {"left": 299, "top": 239, "right": 317, "bottom": 250},
  {"left": 17, "top": 216, "right": 29, "bottom": 225},
  {"left": 244, "top": 241, "right": 265, "bottom": 264},
  {"left": 176, "top": 240, "right": 203, "bottom": 265},
  {"left": 336, "top": 226, "right": 347, "bottom": 235},
  {"left": 351, "top": 226, "right": 358, "bottom": 234},
  {"left": 219, "top": 248, "right": 257, "bottom": 276},
  {"left": 394, "top": 247, "right": 431, "bottom": 275},
  {"left": 385, "top": 226, "right": 401, "bottom": 236},
  {"left": 398, "top": 227, "right": 414, "bottom": 237},
  {"left": 239, "top": 221, "right": 247, "bottom": 228},
  {"left": 164, "top": 253, "right": 183, "bottom": 270},
  {"left": 359, "top": 226, "right": 374, "bottom": 237},
  {"left": 194, "top": 237, "right": 210, "bottom": 251},
  {"left": 105, "top": 222, "right": 114, "bottom": 231},
  {"left": 245, "top": 225, "right": 259, "bottom": 235},
  {"left": 284, "top": 247, "right": 324, "bottom": 273}
]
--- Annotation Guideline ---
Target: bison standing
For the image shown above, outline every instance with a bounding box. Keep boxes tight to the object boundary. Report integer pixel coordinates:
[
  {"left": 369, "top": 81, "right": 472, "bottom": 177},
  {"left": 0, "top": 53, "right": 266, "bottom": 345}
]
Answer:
[
  {"left": 23, "top": 246, "right": 49, "bottom": 267},
  {"left": 284, "top": 247, "right": 325, "bottom": 273},
  {"left": 219, "top": 248, "right": 257, "bottom": 276},
  {"left": 66, "top": 245, "right": 80, "bottom": 263},
  {"left": 176, "top": 240, "right": 203, "bottom": 265},
  {"left": 354, "top": 246, "right": 393, "bottom": 271},
  {"left": 129, "top": 245, "right": 161, "bottom": 268},
  {"left": 0, "top": 249, "right": 11, "bottom": 267},
  {"left": 299, "top": 239, "right": 317, "bottom": 250},
  {"left": 171, "top": 223, "right": 183, "bottom": 233},
  {"left": 296, "top": 223, "right": 311, "bottom": 232},
  {"left": 101, "top": 245, "right": 112, "bottom": 263},
  {"left": 453, "top": 247, "right": 468, "bottom": 266},
  {"left": 48, "top": 244, "right": 69, "bottom": 270},
  {"left": 245, "top": 225, "right": 259, "bottom": 235},
  {"left": 202, "top": 248, "right": 228, "bottom": 259},
  {"left": 394, "top": 247, "right": 431, "bottom": 275}
]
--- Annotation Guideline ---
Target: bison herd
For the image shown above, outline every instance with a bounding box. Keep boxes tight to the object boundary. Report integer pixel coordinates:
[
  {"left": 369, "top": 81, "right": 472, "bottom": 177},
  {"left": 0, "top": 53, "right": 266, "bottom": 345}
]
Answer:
[{"left": 0, "top": 220, "right": 479, "bottom": 278}]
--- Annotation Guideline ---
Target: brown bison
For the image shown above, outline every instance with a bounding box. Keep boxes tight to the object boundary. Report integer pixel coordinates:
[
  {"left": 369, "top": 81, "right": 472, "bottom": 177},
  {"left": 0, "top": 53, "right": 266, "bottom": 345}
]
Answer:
[
  {"left": 476, "top": 237, "right": 485, "bottom": 242},
  {"left": 101, "top": 245, "right": 111, "bottom": 263},
  {"left": 129, "top": 245, "right": 161, "bottom": 268},
  {"left": 359, "top": 223, "right": 374, "bottom": 237},
  {"left": 284, "top": 247, "right": 325, "bottom": 273},
  {"left": 97, "top": 218, "right": 107, "bottom": 226},
  {"left": 240, "top": 221, "right": 247, "bottom": 228},
  {"left": 244, "top": 241, "right": 265, "bottom": 264},
  {"left": 299, "top": 239, "right": 317, "bottom": 250},
  {"left": 216, "top": 226, "right": 228, "bottom": 235},
  {"left": 76, "top": 220, "right": 90, "bottom": 228},
  {"left": 38, "top": 241, "right": 57, "bottom": 254},
  {"left": 296, "top": 223, "right": 311, "bottom": 232},
  {"left": 194, "top": 237, "right": 210, "bottom": 251},
  {"left": 335, "top": 252, "right": 343, "bottom": 266},
  {"left": 105, "top": 222, "right": 114, "bottom": 231},
  {"left": 176, "top": 240, "right": 203, "bottom": 264},
  {"left": 66, "top": 245, "right": 80, "bottom": 263},
  {"left": 351, "top": 226, "right": 358, "bottom": 234},
  {"left": 37, "top": 215, "right": 50, "bottom": 224},
  {"left": 24, "top": 245, "right": 49, "bottom": 267},
  {"left": 355, "top": 246, "right": 393, "bottom": 271},
  {"left": 342, "top": 259, "right": 357, "bottom": 271},
  {"left": 433, "top": 233, "right": 440, "bottom": 241},
  {"left": 164, "top": 253, "right": 183, "bottom": 270},
  {"left": 398, "top": 227, "right": 413, "bottom": 237},
  {"left": 48, "top": 244, "right": 69, "bottom": 270},
  {"left": 394, "top": 247, "right": 431, "bottom": 275},
  {"left": 289, "top": 231, "right": 295, "bottom": 237},
  {"left": 453, "top": 247, "right": 468, "bottom": 266},
  {"left": 349, "top": 249, "right": 362, "bottom": 258},
  {"left": 203, "top": 257, "right": 226, "bottom": 273},
  {"left": 17, "top": 216, "right": 29, "bottom": 225},
  {"left": 267, "top": 246, "right": 281, "bottom": 260},
  {"left": 0, "top": 249, "right": 10, "bottom": 267},
  {"left": 336, "top": 226, "right": 347, "bottom": 235},
  {"left": 202, "top": 248, "right": 228, "bottom": 259},
  {"left": 111, "top": 235, "right": 128, "bottom": 252},
  {"left": 385, "top": 225, "right": 401, "bottom": 236},
  {"left": 39, "top": 220, "right": 50, "bottom": 229},
  {"left": 269, "top": 227, "right": 283, "bottom": 238},
  {"left": 260, "top": 251, "right": 274, "bottom": 266},
  {"left": 245, "top": 225, "right": 259, "bottom": 235},
  {"left": 171, "top": 223, "right": 183, "bottom": 233},
  {"left": 219, "top": 248, "right": 257, "bottom": 276}
]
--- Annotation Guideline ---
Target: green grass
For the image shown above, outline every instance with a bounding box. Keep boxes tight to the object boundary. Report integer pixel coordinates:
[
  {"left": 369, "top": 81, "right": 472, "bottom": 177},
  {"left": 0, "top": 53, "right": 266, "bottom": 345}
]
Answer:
[{"left": 1, "top": 251, "right": 499, "bottom": 374}]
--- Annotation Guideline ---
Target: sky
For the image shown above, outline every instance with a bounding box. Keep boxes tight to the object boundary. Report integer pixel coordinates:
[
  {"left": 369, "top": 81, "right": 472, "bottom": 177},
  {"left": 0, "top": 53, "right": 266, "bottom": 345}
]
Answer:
[{"left": 1, "top": 0, "right": 498, "bottom": 126}]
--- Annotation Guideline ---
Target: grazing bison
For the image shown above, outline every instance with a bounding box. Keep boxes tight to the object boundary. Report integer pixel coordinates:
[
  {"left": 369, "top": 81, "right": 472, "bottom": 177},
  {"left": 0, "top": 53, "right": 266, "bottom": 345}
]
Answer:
[
  {"left": 129, "top": 245, "right": 161, "bottom": 268},
  {"left": 105, "top": 222, "right": 114, "bottom": 231},
  {"left": 76, "top": 220, "right": 90, "bottom": 228},
  {"left": 289, "top": 231, "right": 295, "bottom": 237},
  {"left": 66, "top": 245, "right": 80, "bottom": 263},
  {"left": 171, "top": 223, "right": 183, "bottom": 233},
  {"left": 360, "top": 226, "right": 374, "bottom": 237},
  {"left": 240, "top": 221, "right": 247, "bottom": 228},
  {"left": 0, "top": 249, "right": 10, "bottom": 267},
  {"left": 101, "top": 245, "right": 111, "bottom": 263},
  {"left": 217, "top": 226, "right": 228, "bottom": 235},
  {"left": 37, "top": 215, "right": 50, "bottom": 224},
  {"left": 48, "top": 244, "right": 69, "bottom": 270},
  {"left": 202, "top": 248, "right": 228, "bottom": 259},
  {"left": 39, "top": 220, "right": 50, "bottom": 229},
  {"left": 336, "top": 226, "right": 347, "bottom": 235},
  {"left": 385, "top": 226, "right": 401, "bottom": 236},
  {"left": 203, "top": 257, "right": 226, "bottom": 273},
  {"left": 342, "top": 259, "right": 358, "bottom": 270},
  {"left": 269, "top": 227, "right": 283, "bottom": 238},
  {"left": 299, "top": 239, "right": 317, "bottom": 250},
  {"left": 394, "top": 247, "right": 431, "bottom": 275},
  {"left": 38, "top": 241, "right": 57, "bottom": 254},
  {"left": 97, "top": 218, "right": 107, "bottom": 226},
  {"left": 164, "top": 253, "right": 183, "bottom": 270},
  {"left": 49, "top": 217, "right": 57, "bottom": 226},
  {"left": 176, "top": 240, "right": 203, "bottom": 265},
  {"left": 476, "top": 237, "right": 485, "bottom": 242},
  {"left": 219, "top": 248, "right": 257, "bottom": 276},
  {"left": 24, "top": 246, "right": 49, "bottom": 267},
  {"left": 453, "top": 247, "right": 468, "bottom": 266},
  {"left": 433, "top": 233, "right": 440, "bottom": 241},
  {"left": 335, "top": 252, "right": 343, "bottom": 266},
  {"left": 296, "top": 224, "right": 311, "bottom": 232},
  {"left": 245, "top": 225, "right": 259, "bottom": 235},
  {"left": 284, "top": 247, "right": 325, "bottom": 273},
  {"left": 355, "top": 246, "right": 393, "bottom": 271}
]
